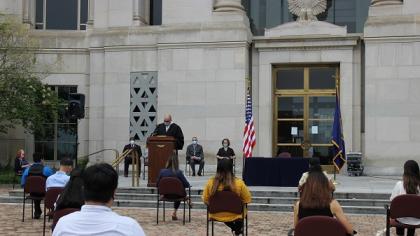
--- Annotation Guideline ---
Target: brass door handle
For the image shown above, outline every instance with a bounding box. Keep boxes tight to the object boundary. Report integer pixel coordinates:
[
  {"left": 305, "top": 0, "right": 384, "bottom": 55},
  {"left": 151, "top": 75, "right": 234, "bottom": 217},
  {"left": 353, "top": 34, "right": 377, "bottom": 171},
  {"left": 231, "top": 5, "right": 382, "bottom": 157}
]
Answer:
[{"left": 157, "top": 145, "right": 165, "bottom": 148}]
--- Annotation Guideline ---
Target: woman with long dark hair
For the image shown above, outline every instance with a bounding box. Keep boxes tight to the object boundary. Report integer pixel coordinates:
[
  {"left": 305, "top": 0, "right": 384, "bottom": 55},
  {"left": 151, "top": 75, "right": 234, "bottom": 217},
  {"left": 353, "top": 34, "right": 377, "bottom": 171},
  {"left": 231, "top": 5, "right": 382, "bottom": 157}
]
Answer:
[
  {"left": 294, "top": 171, "right": 354, "bottom": 235},
  {"left": 390, "top": 160, "right": 420, "bottom": 236},
  {"left": 55, "top": 168, "right": 85, "bottom": 211},
  {"left": 156, "top": 153, "right": 190, "bottom": 221},
  {"left": 202, "top": 158, "right": 251, "bottom": 236}
]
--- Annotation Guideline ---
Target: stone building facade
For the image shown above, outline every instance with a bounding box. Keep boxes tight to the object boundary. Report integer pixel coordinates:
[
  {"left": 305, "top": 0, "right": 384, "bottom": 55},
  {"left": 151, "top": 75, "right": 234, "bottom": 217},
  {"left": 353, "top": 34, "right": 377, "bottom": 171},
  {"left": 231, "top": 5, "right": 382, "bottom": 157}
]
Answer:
[{"left": 0, "top": 0, "right": 419, "bottom": 175}]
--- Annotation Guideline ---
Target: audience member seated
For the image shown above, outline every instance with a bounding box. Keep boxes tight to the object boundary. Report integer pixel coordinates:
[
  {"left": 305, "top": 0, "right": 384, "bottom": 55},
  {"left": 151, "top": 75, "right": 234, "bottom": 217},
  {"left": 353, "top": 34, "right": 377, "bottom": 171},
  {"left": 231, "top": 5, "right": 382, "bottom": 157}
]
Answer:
[
  {"left": 52, "top": 163, "right": 145, "bottom": 236},
  {"left": 216, "top": 138, "right": 236, "bottom": 165},
  {"left": 55, "top": 168, "right": 85, "bottom": 211},
  {"left": 21, "top": 153, "right": 54, "bottom": 219},
  {"left": 202, "top": 159, "right": 251, "bottom": 236},
  {"left": 294, "top": 171, "right": 354, "bottom": 236},
  {"left": 14, "top": 149, "right": 30, "bottom": 174},
  {"left": 390, "top": 160, "right": 420, "bottom": 236},
  {"left": 185, "top": 136, "right": 205, "bottom": 176},
  {"left": 298, "top": 157, "right": 335, "bottom": 192},
  {"left": 46, "top": 158, "right": 73, "bottom": 190},
  {"left": 157, "top": 153, "right": 191, "bottom": 221}
]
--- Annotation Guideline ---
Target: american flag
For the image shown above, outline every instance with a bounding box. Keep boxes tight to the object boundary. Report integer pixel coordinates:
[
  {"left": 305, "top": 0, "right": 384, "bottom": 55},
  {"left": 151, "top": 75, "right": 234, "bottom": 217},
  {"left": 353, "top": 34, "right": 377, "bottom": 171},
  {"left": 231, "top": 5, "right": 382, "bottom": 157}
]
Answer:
[{"left": 243, "top": 91, "right": 256, "bottom": 158}]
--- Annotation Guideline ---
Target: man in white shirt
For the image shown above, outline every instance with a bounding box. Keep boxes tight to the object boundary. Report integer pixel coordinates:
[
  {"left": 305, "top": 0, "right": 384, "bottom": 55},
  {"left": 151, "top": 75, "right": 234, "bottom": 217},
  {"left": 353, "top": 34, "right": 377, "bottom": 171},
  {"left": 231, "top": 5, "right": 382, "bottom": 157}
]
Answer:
[
  {"left": 53, "top": 163, "right": 146, "bottom": 236},
  {"left": 46, "top": 158, "right": 73, "bottom": 190}
]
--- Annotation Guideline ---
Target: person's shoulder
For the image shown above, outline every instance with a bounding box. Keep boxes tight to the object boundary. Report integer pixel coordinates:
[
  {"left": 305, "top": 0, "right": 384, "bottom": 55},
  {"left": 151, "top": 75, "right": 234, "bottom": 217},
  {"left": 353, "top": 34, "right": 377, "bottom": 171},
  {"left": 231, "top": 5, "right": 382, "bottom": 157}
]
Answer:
[
  {"left": 234, "top": 177, "right": 246, "bottom": 186},
  {"left": 393, "top": 180, "right": 404, "bottom": 189}
]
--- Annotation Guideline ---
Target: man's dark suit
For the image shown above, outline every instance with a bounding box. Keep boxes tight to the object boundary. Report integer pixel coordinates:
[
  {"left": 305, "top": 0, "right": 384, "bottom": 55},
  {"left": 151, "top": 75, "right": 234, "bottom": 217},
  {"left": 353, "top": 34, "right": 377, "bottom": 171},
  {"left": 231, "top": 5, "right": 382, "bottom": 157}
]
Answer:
[
  {"left": 185, "top": 143, "right": 204, "bottom": 175},
  {"left": 123, "top": 143, "right": 142, "bottom": 177},
  {"left": 153, "top": 123, "right": 184, "bottom": 150}
]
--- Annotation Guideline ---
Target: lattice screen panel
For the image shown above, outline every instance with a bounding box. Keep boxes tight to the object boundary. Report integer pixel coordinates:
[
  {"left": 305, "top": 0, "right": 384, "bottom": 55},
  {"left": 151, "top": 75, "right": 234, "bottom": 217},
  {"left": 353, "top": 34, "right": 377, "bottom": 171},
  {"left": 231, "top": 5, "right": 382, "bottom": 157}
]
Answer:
[{"left": 130, "top": 71, "right": 158, "bottom": 142}]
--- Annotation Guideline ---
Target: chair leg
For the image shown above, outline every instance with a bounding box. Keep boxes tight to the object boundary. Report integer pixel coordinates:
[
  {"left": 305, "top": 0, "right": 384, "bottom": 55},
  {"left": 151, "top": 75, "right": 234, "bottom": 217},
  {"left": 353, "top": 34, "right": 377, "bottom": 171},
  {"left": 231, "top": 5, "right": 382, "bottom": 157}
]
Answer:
[
  {"left": 156, "top": 199, "right": 159, "bottom": 225},
  {"left": 22, "top": 195, "right": 25, "bottom": 222},
  {"left": 43, "top": 205, "right": 46, "bottom": 236},
  {"left": 183, "top": 200, "right": 186, "bottom": 225},
  {"left": 31, "top": 199, "right": 34, "bottom": 219},
  {"left": 212, "top": 220, "right": 214, "bottom": 236},
  {"left": 163, "top": 201, "right": 165, "bottom": 222},
  {"left": 188, "top": 201, "right": 191, "bottom": 222},
  {"left": 206, "top": 211, "right": 209, "bottom": 236}
]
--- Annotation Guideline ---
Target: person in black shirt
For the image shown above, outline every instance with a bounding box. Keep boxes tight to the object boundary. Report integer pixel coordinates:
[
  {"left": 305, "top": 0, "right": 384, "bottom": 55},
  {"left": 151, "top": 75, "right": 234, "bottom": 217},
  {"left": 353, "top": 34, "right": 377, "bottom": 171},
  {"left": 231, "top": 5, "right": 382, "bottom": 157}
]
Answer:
[
  {"left": 216, "top": 138, "right": 235, "bottom": 166},
  {"left": 153, "top": 114, "right": 184, "bottom": 151},
  {"left": 123, "top": 137, "right": 142, "bottom": 177}
]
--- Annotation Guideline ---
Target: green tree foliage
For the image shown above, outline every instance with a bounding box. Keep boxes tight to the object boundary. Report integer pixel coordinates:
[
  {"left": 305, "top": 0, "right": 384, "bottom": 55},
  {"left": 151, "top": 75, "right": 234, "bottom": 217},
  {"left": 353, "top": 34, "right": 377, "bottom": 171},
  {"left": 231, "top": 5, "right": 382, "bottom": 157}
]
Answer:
[{"left": 0, "top": 15, "right": 59, "bottom": 134}]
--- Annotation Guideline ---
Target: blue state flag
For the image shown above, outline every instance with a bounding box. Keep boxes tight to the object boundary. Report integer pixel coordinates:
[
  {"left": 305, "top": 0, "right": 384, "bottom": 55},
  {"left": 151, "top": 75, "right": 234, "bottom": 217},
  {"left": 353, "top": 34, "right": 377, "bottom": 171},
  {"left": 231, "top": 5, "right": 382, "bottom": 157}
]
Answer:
[{"left": 331, "top": 89, "right": 346, "bottom": 171}]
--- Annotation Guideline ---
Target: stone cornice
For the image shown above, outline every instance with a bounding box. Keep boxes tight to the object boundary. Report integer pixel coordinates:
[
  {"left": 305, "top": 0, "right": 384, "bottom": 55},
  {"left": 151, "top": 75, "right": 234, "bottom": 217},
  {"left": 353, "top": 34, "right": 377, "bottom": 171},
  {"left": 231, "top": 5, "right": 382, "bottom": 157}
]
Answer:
[{"left": 253, "top": 34, "right": 360, "bottom": 50}]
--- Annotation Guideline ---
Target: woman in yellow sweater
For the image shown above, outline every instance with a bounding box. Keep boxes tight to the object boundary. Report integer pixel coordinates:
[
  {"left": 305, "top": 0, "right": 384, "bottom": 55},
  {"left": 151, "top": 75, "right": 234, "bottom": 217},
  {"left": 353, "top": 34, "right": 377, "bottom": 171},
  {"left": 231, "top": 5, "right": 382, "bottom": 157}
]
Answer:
[{"left": 202, "top": 158, "right": 251, "bottom": 236}]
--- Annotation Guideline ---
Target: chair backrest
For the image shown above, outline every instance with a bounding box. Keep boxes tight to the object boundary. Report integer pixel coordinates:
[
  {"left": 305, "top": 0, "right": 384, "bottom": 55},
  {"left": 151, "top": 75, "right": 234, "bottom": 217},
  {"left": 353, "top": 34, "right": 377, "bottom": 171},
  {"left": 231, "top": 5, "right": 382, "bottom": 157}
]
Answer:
[
  {"left": 52, "top": 208, "right": 79, "bottom": 231},
  {"left": 24, "top": 176, "right": 46, "bottom": 195},
  {"left": 277, "top": 152, "right": 292, "bottom": 158},
  {"left": 45, "top": 187, "right": 64, "bottom": 210},
  {"left": 294, "top": 216, "right": 347, "bottom": 236},
  {"left": 208, "top": 190, "right": 243, "bottom": 215},
  {"left": 390, "top": 194, "right": 420, "bottom": 219},
  {"left": 158, "top": 177, "right": 186, "bottom": 197}
]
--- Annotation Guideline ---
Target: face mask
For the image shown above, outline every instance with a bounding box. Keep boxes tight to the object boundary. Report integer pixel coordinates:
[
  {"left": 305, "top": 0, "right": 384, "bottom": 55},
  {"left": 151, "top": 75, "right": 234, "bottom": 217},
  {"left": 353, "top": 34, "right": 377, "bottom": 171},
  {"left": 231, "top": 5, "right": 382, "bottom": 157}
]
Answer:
[
  {"left": 164, "top": 122, "right": 170, "bottom": 126},
  {"left": 130, "top": 140, "right": 135, "bottom": 145},
  {"left": 223, "top": 143, "right": 228, "bottom": 148},
  {"left": 192, "top": 140, "right": 197, "bottom": 145}
]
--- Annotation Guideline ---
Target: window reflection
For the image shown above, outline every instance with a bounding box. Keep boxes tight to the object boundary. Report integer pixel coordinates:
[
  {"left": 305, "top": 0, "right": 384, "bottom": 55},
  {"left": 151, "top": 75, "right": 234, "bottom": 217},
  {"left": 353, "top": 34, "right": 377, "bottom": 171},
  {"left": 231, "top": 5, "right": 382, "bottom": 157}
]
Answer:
[{"left": 243, "top": 0, "right": 370, "bottom": 35}]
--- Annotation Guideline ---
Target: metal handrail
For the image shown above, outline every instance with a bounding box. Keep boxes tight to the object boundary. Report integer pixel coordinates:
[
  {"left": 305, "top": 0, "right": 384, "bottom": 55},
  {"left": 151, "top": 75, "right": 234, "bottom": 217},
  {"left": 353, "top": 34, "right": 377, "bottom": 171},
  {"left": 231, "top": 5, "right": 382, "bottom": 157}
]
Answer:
[
  {"left": 77, "top": 148, "right": 120, "bottom": 161},
  {"left": 112, "top": 149, "right": 140, "bottom": 187}
]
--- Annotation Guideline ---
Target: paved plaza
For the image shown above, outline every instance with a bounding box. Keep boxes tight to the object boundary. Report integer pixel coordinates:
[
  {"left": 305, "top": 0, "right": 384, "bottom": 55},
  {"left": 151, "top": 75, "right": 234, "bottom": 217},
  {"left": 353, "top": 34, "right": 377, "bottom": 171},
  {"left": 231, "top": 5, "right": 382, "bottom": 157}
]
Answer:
[
  {"left": 0, "top": 173, "right": 412, "bottom": 236},
  {"left": 0, "top": 203, "right": 394, "bottom": 236}
]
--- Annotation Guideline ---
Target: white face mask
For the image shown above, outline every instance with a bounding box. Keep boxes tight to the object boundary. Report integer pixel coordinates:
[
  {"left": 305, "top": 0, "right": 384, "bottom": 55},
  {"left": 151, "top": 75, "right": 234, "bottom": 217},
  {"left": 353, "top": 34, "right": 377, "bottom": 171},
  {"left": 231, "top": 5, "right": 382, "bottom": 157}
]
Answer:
[
  {"left": 223, "top": 143, "right": 228, "bottom": 148},
  {"left": 130, "top": 140, "right": 135, "bottom": 145},
  {"left": 192, "top": 140, "right": 197, "bottom": 145}
]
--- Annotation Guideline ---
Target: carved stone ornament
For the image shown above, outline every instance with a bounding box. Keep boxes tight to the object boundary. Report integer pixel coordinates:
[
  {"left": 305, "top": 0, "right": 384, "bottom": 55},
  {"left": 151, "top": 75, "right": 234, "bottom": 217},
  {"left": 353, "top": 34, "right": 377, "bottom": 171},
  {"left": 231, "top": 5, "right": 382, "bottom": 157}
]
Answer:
[{"left": 288, "top": 0, "right": 327, "bottom": 22}]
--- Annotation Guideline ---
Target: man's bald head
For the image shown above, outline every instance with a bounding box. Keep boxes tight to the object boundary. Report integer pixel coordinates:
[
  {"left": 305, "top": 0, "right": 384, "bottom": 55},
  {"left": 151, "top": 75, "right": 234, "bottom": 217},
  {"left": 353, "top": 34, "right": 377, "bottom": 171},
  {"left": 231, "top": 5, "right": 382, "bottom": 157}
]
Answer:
[{"left": 164, "top": 114, "right": 172, "bottom": 123}]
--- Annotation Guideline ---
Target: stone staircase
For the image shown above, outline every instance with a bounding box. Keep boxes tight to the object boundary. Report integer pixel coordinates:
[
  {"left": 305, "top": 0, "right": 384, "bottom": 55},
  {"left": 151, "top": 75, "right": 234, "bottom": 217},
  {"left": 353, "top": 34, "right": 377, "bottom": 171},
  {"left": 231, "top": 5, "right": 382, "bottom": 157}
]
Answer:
[{"left": 1, "top": 187, "right": 390, "bottom": 215}]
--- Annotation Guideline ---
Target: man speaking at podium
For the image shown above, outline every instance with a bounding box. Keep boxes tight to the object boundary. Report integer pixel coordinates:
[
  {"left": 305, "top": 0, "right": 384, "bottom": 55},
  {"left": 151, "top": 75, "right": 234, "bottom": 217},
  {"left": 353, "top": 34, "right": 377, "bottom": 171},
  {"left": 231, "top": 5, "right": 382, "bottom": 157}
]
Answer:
[{"left": 153, "top": 114, "right": 184, "bottom": 152}]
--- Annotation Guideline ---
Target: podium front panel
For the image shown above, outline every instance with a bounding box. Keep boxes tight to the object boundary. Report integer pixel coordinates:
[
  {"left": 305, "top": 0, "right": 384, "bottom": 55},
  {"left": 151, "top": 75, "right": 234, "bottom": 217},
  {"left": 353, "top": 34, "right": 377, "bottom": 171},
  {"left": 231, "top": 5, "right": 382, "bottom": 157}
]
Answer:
[{"left": 147, "top": 136, "right": 176, "bottom": 187}]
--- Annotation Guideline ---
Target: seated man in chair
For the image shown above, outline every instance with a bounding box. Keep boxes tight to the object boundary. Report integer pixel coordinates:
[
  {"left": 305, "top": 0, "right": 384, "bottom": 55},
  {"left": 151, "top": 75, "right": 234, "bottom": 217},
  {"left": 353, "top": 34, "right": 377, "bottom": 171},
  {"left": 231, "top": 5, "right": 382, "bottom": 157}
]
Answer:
[{"left": 185, "top": 137, "right": 204, "bottom": 176}]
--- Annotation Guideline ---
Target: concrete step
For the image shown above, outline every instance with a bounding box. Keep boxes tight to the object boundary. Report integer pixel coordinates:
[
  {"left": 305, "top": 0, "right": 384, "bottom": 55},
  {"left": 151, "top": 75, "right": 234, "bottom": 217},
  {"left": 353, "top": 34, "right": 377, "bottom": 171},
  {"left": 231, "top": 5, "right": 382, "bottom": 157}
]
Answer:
[
  {"left": 8, "top": 188, "right": 391, "bottom": 200},
  {"left": 0, "top": 193, "right": 388, "bottom": 215}
]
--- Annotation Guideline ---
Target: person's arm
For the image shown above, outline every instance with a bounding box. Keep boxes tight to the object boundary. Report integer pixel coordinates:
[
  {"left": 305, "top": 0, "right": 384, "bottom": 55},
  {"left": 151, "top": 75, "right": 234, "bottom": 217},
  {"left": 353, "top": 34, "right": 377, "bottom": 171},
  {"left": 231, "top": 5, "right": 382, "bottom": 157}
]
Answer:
[
  {"left": 21, "top": 167, "right": 29, "bottom": 187},
  {"left": 238, "top": 179, "right": 251, "bottom": 204},
  {"left": 202, "top": 179, "right": 212, "bottom": 205},
  {"left": 198, "top": 145, "right": 204, "bottom": 160},
  {"left": 390, "top": 181, "right": 402, "bottom": 201},
  {"left": 178, "top": 171, "right": 190, "bottom": 188},
  {"left": 43, "top": 167, "right": 55, "bottom": 177},
  {"left": 293, "top": 201, "right": 300, "bottom": 228},
  {"left": 176, "top": 125, "right": 184, "bottom": 150},
  {"left": 216, "top": 149, "right": 223, "bottom": 160},
  {"left": 185, "top": 146, "right": 192, "bottom": 159},
  {"left": 331, "top": 200, "right": 354, "bottom": 235},
  {"left": 230, "top": 148, "right": 236, "bottom": 159}
]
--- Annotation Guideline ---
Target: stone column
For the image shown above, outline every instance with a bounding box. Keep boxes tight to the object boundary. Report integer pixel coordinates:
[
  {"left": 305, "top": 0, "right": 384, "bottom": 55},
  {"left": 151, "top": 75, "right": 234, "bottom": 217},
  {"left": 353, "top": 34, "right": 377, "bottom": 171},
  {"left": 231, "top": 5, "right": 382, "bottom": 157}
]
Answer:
[
  {"left": 87, "top": 0, "right": 94, "bottom": 25},
  {"left": 371, "top": 0, "right": 403, "bottom": 6},
  {"left": 22, "top": 0, "right": 30, "bottom": 24},
  {"left": 214, "top": 0, "right": 244, "bottom": 12},
  {"left": 133, "top": 0, "right": 149, "bottom": 25}
]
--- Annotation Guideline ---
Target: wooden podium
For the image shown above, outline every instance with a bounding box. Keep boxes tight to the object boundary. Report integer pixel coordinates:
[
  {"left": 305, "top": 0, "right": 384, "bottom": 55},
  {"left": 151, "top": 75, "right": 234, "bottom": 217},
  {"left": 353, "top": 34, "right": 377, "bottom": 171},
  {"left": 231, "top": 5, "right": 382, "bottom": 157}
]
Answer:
[{"left": 146, "top": 135, "right": 176, "bottom": 187}]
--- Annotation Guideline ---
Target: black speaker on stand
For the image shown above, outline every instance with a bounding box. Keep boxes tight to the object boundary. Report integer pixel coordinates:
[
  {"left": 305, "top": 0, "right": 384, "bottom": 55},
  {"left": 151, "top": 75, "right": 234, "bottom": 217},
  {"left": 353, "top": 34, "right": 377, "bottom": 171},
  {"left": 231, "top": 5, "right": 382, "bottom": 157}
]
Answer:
[{"left": 66, "top": 93, "right": 85, "bottom": 167}]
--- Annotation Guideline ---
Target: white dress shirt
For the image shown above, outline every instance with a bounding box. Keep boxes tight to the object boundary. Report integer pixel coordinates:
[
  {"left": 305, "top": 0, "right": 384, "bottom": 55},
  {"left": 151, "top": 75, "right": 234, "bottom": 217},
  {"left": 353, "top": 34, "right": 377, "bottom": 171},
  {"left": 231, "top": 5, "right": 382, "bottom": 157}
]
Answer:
[
  {"left": 52, "top": 205, "right": 146, "bottom": 236},
  {"left": 46, "top": 171, "right": 70, "bottom": 190}
]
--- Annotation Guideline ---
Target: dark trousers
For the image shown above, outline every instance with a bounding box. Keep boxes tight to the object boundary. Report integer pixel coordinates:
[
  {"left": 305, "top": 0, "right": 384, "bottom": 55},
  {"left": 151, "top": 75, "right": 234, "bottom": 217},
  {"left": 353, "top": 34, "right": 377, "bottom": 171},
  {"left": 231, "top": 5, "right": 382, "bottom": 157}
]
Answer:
[
  {"left": 225, "top": 220, "right": 243, "bottom": 235},
  {"left": 124, "top": 156, "right": 140, "bottom": 176},
  {"left": 30, "top": 193, "right": 43, "bottom": 216},
  {"left": 174, "top": 201, "right": 181, "bottom": 210},
  {"left": 396, "top": 227, "right": 415, "bottom": 236},
  {"left": 190, "top": 159, "right": 204, "bottom": 175}
]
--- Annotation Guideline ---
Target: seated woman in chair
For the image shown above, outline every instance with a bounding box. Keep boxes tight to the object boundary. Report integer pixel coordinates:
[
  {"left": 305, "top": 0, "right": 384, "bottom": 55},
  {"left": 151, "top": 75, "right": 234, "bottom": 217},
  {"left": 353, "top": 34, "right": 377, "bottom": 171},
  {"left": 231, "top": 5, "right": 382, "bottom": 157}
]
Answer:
[
  {"left": 202, "top": 159, "right": 251, "bottom": 236},
  {"left": 157, "top": 153, "right": 191, "bottom": 221},
  {"left": 294, "top": 170, "right": 354, "bottom": 236},
  {"left": 55, "top": 168, "right": 85, "bottom": 211},
  {"left": 14, "top": 149, "right": 30, "bottom": 174},
  {"left": 390, "top": 160, "right": 420, "bottom": 236}
]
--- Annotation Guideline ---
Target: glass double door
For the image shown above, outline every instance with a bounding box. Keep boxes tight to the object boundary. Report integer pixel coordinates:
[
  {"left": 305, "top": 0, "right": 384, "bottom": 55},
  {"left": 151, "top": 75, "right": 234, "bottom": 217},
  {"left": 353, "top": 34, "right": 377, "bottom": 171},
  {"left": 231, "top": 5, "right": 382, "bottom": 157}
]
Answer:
[{"left": 274, "top": 66, "right": 338, "bottom": 165}]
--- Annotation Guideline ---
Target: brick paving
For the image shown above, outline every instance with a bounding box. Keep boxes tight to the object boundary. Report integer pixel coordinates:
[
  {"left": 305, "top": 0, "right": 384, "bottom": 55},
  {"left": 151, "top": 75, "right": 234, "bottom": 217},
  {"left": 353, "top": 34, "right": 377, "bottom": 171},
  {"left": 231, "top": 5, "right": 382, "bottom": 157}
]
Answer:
[{"left": 0, "top": 203, "right": 413, "bottom": 236}]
